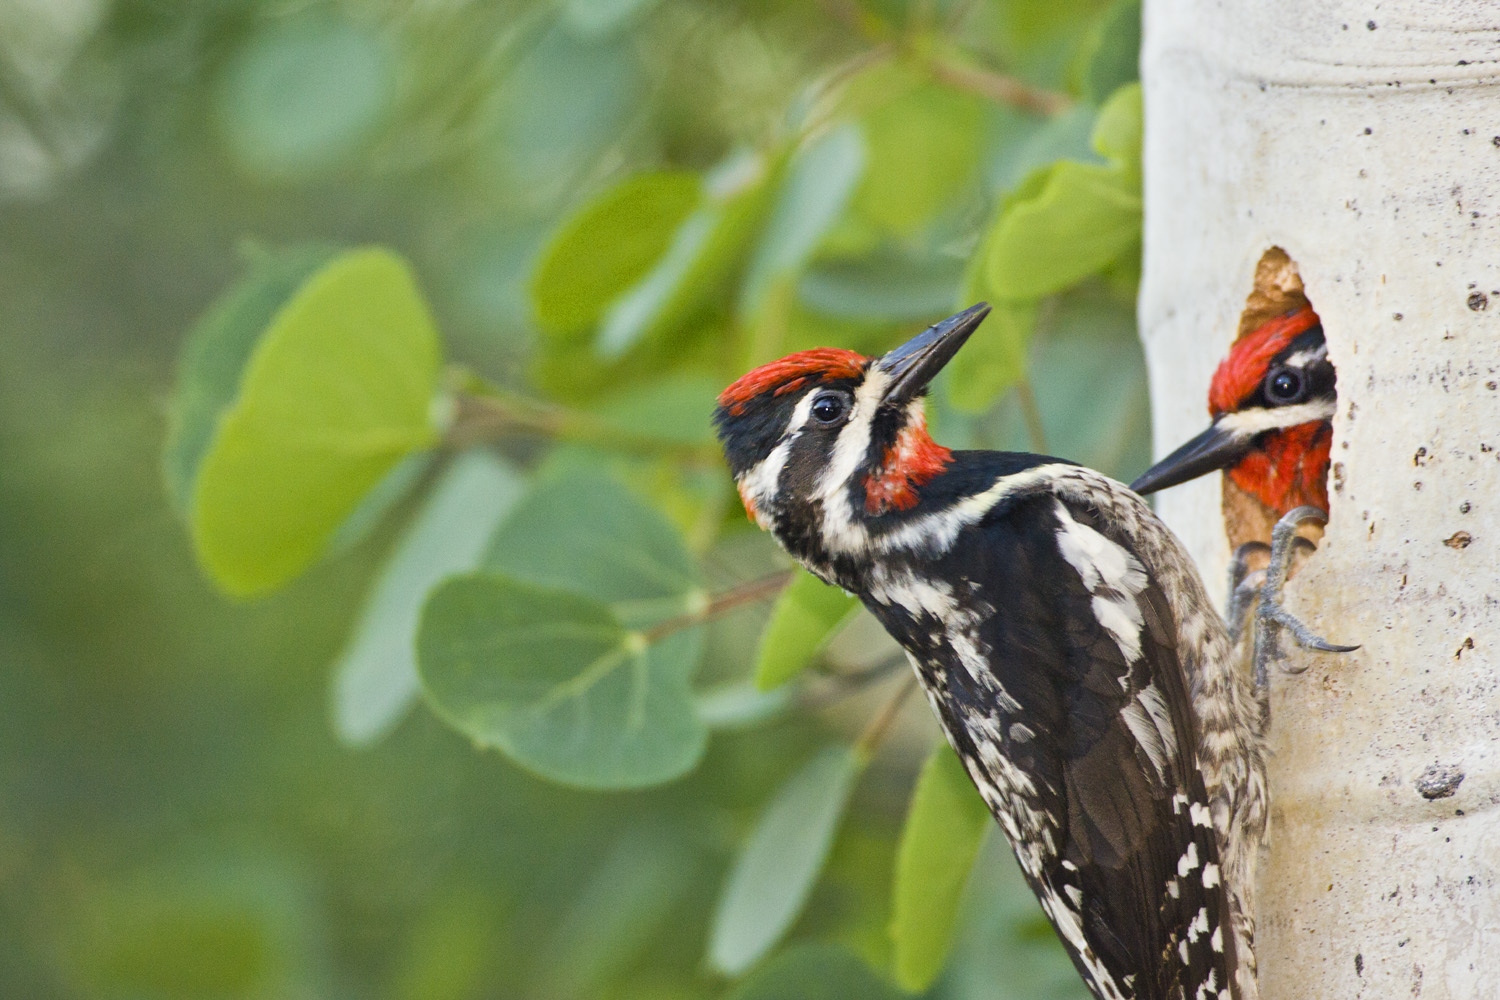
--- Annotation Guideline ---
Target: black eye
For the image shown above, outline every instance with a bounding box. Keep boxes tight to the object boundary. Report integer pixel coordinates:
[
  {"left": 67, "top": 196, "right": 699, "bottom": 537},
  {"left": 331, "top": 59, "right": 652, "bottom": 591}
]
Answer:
[
  {"left": 810, "top": 392, "right": 849, "bottom": 425},
  {"left": 1264, "top": 367, "right": 1306, "bottom": 404}
]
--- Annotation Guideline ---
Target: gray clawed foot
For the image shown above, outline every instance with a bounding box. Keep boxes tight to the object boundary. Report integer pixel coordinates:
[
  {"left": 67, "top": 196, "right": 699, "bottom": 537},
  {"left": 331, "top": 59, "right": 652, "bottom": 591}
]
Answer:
[
  {"left": 1225, "top": 541, "right": 1269, "bottom": 646},
  {"left": 1251, "top": 505, "right": 1359, "bottom": 690}
]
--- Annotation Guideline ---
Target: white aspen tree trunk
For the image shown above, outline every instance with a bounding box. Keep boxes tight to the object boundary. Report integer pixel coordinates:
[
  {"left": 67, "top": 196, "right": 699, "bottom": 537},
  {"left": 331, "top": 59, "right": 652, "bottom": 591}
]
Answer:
[{"left": 1138, "top": 5, "right": 1500, "bottom": 999}]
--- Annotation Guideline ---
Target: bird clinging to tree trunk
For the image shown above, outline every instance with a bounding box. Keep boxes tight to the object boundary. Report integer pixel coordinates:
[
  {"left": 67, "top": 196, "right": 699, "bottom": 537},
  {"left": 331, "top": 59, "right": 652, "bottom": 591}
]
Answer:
[
  {"left": 1130, "top": 306, "right": 1354, "bottom": 678},
  {"left": 715, "top": 305, "right": 1264, "bottom": 1000},
  {"left": 1129, "top": 305, "right": 1334, "bottom": 517}
]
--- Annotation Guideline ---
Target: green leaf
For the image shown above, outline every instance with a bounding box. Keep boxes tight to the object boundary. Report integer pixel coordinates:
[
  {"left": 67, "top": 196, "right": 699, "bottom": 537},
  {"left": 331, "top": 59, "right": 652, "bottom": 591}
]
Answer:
[
  {"left": 974, "top": 289, "right": 1150, "bottom": 482},
  {"left": 189, "top": 248, "right": 443, "bottom": 597},
  {"left": 708, "top": 745, "right": 862, "bottom": 975},
  {"left": 983, "top": 159, "right": 1140, "bottom": 301},
  {"left": 561, "top": 0, "right": 661, "bottom": 38},
  {"left": 530, "top": 171, "right": 702, "bottom": 338},
  {"left": 418, "top": 574, "right": 706, "bottom": 788},
  {"left": 854, "top": 82, "right": 983, "bottom": 236},
  {"left": 754, "top": 570, "right": 859, "bottom": 691},
  {"left": 324, "top": 450, "right": 434, "bottom": 556},
  {"left": 162, "top": 244, "right": 339, "bottom": 514},
  {"left": 536, "top": 824, "right": 696, "bottom": 997},
  {"left": 942, "top": 300, "right": 1039, "bottom": 413},
  {"left": 725, "top": 944, "right": 903, "bottom": 1000},
  {"left": 798, "top": 253, "right": 964, "bottom": 323},
  {"left": 1090, "top": 81, "right": 1143, "bottom": 168},
  {"left": 890, "top": 743, "right": 993, "bottom": 992},
  {"left": 1076, "top": 0, "right": 1141, "bottom": 106},
  {"left": 331, "top": 451, "right": 524, "bottom": 747},
  {"left": 416, "top": 468, "right": 710, "bottom": 787},
  {"left": 597, "top": 151, "right": 779, "bottom": 358},
  {"left": 739, "top": 126, "right": 866, "bottom": 322},
  {"left": 694, "top": 682, "right": 796, "bottom": 730},
  {"left": 216, "top": 17, "right": 396, "bottom": 179},
  {"left": 484, "top": 470, "right": 702, "bottom": 625},
  {"left": 586, "top": 374, "right": 721, "bottom": 446},
  {"left": 987, "top": 105, "right": 1097, "bottom": 194}
]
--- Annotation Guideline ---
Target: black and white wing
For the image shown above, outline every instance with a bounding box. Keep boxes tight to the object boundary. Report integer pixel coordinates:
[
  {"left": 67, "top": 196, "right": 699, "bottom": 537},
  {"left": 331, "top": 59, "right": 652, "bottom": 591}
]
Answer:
[{"left": 874, "top": 492, "right": 1239, "bottom": 1000}]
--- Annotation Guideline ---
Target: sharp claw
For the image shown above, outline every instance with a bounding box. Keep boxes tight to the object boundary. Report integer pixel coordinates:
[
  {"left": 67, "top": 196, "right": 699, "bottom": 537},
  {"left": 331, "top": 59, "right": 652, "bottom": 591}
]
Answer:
[{"left": 1279, "top": 505, "right": 1329, "bottom": 528}]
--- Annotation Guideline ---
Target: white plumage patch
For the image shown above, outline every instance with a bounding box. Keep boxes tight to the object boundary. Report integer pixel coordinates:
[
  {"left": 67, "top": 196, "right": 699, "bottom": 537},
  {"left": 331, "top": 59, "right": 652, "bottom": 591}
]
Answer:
[
  {"left": 736, "top": 391, "right": 818, "bottom": 529},
  {"left": 815, "top": 365, "right": 890, "bottom": 552},
  {"left": 1213, "top": 397, "right": 1335, "bottom": 438},
  {"left": 1052, "top": 501, "right": 1149, "bottom": 667},
  {"left": 872, "top": 463, "right": 1076, "bottom": 555},
  {"left": 1178, "top": 841, "right": 1200, "bottom": 877}
]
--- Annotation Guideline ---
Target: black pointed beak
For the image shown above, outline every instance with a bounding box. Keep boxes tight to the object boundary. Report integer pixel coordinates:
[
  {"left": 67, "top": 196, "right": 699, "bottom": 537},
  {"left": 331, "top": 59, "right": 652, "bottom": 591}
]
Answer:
[
  {"left": 877, "top": 303, "right": 990, "bottom": 406},
  {"left": 1130, "top": 417, "right": 1253, "bottom": 496}
]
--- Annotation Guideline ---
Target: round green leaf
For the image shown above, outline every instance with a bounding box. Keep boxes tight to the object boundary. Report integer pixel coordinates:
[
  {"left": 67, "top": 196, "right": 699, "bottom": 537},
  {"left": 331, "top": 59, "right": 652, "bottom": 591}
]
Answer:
[
  {"left": 530, "top": 172, "right": 702, "bottom": 337},
  {"left": 189, "top": 248, "right": 443, "bottom": 597},
  {"left": 754, "top": 569, "right": 859, "bottom": 691},
  {"left": 484, "top": 470, "right": 702, "bottom": 626},
  {"left": 983, "top": 159, "right": 1140, "bottom": 301},
  {"left": 216, "top": 18, "right": 396, "bottom": 179},
  {"left": 854, "top": 83, "right": 983, "bottom": 237},
  {"left": 725, "top": 944, "right": 903, "bottom": 1000},
  {"left": 708, "top": 745, "right": 862, "bottom": 976},
  {"left": 890, "top": 742, "right": 993, "bottom": 992},
  {"left": 417, "top": 573, "right": 707, "bottom": 789},
  {"left": 331, "top": 451, "right": 524, "bottom": 747},
  {"left": 163, "top": 244, "right": 339, "bottom": 514}
]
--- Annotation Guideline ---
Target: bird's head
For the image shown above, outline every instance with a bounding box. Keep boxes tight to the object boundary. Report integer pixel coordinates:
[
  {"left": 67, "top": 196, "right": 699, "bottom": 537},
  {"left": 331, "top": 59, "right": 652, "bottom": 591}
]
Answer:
[
  {"left": 1131, "top": 305, "right": 1336, "bottom": 514},
  {"left": 714, "top": 303, "right": 988, "bottom": 564}
]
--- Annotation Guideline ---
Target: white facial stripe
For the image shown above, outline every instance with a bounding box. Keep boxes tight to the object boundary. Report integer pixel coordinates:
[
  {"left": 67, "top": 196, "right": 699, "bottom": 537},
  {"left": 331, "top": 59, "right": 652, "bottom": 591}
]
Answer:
[
  {"left": 815, "top": 365, "right": 888, "bottom": 552},
  {"left": 737, "top": 391, "right": 819, "bottom": 524},
  {"left": 817, "top": 365, "right": 888, "bottom": 502},
  {"left": 1215, "top": 398, "right": 1336, "bottom": 438},
  {"left": 1281, "top": 343, "right": 1327, "bottom": 368}
]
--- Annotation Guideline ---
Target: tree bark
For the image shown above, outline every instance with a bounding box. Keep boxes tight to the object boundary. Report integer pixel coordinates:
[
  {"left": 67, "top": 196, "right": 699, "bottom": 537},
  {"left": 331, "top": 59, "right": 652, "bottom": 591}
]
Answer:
[{"left": 1138, "top": 5, "right": 1500, "bottom": 998}]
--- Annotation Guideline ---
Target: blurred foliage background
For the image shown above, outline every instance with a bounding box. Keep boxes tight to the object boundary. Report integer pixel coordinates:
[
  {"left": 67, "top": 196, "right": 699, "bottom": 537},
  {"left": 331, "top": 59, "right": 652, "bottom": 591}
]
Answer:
[{"left": 0, "top": 0, "right": 1149, "bottom": 997}]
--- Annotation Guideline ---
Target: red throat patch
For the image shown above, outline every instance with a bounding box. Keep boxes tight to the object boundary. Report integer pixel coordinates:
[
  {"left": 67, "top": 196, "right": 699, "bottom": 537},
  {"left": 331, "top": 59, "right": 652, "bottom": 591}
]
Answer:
[
  {"left": 718, "top": 349, "right": 867, "bottom": 416},
  {"left": 1208, "top": 305, "right": 1321, "bottom": 414},
  {"left": 1228, "top": 421, "right": 1332, "bottom": 514},
  {"left": 863, "top": 410, "right": 952, "bottom": 514}
]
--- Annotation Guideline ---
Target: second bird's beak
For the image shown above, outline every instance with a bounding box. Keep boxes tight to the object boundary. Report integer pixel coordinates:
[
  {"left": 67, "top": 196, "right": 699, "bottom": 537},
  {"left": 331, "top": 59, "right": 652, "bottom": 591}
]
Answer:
[
  {"left": 1130, "top": 417, "right": 1252, "bottom": 496},
  {"left": 877, "top": 302, "right": 991, "bottom": 407}
]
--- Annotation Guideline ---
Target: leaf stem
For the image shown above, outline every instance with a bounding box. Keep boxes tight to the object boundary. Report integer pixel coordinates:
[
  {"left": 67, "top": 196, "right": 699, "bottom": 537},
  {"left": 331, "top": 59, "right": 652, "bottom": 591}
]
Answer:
[
  {"left": 854, "top": 674, "right": 918, "bottom": 760},
  {"left": 446, "top": 369, "right": 721, "bottom": 463},
  {"left": 925, "top": 58, "right": 1071, "bottom": 116},
  {"left": 641, "top": 570, "right": 796, "bottom": 644},
  {"left": 1015, "top": 376, "right": 1049, "bottom": 453}
]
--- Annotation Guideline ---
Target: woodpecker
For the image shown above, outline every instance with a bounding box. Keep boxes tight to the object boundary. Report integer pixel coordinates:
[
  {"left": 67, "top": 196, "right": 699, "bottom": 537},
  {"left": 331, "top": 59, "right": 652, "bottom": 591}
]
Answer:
[
  {"left": 1130, "top": 306, "right": 1334, "bottom": 516},
  {"left": 1129, "top": 307, "right": 1352, "bottom": 672},
  {"left": 715, "top": 305, "right": 1263, "bottom": 1000}
]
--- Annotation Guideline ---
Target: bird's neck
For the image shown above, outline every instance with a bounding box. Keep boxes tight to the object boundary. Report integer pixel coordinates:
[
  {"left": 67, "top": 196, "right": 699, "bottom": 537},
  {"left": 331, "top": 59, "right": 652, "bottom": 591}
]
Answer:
[
  {"left": 861, "top": 411, "right": 953, "bottom": 515},
  {"left": 1228, "top": 421, "right": 1332, "bottom": 514}
]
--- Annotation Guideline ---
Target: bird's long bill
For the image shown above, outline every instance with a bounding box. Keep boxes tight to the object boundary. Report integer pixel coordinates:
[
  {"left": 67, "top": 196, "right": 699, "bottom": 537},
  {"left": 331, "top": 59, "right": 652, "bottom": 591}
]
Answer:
[
  {"left": 1129, "top": 417, "right": 1252, "bottom": 496},
  {"left": 877, "top": 302, "right": 991, "bottom": 406}
]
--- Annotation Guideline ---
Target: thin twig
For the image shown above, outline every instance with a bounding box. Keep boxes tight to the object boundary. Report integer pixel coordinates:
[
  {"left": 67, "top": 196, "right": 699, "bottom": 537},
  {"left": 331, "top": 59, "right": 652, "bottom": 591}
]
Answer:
[
  {"left": 448, "top": 389, "right": 720, "bottom": 463},
  {"left": 926, "top": 58, "right": 1071, "bottom": 116},
  {"left": 641, "top": 570, "right": 795, "bottom": 643},
  {"left": 1015, "top": 377, "right": 1049, "bottom": 454},
  {"left": 854, "top": 674, "right": 918, "bottom": 759}
]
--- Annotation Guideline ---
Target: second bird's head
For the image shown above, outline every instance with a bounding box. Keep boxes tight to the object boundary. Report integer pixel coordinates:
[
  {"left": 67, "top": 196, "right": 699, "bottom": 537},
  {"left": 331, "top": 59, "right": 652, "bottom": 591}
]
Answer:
[
  {"left": 714, "top": 303, "right": 988, "bottom": 558},
  {"left": 1131, "top": 305, "right": 1336, "bottom": 515}
]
